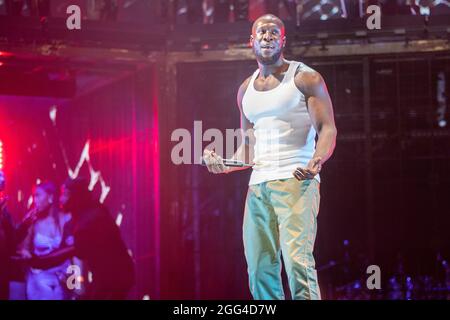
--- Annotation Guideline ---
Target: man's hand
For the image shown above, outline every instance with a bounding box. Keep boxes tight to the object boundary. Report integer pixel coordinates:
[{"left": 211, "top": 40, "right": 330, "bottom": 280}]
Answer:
[
  {"left": 203, "top": 149, "right": 230, "bottom": 174},
  {"left": 293, "top": 156, "right": 322, "bottom": 180}
]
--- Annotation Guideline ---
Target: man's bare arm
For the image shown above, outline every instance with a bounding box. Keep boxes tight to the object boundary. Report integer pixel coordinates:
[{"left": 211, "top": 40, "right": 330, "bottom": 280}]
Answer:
[
  {"left": 30, "top": 246, "right": 76, "bottom": 270},
  {"left": 231, "top": 76, "right": 255, "bottom": 170},
  {"left": 294, "top": 69, "right": 337, "bottom": 180},
  {"left": 204, "top": 76, "right": 255, "bottom": 174}
]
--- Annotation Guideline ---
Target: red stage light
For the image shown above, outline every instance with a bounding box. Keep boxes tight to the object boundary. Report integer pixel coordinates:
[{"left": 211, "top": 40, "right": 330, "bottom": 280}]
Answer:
[
  {"left": 0, "top": 140, "right": 3, "bottom": 170},
  {"left": 0, "top": 51, "right": 13, "bottom": 57}
]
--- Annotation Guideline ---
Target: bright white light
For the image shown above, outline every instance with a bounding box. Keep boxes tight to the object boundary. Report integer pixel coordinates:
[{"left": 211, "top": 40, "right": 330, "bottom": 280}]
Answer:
[
  {"left": 67, "top": 140, "right": 111, "bottom": 204},
  {"left": 0, "top": 140, "right": 3, "bottom": 170},
  {"left": 68, "top": 141, "right": 90, "bottom": 179},
  {"left": 99, "top": 177, "right": 110, "bottom": 204},
  {"left": 420, "top": 6, "right": 430, "bottom": 15},
  {"left": 27, "top": 195, "right": 33, "bottom": 208},
  {"left": 49, "top": 106, "right": 57, "bottom": 125},
  {"left": 115, "top": 212, "right": 123, "bottom": 226}
]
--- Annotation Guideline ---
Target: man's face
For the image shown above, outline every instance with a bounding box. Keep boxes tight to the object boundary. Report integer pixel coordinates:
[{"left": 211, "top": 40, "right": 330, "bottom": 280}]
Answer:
[
  {"left": 251, "top": 20, "right": 285, "bottom": 65},
  {"left": 60, "top": 185, "right": 72, "bottom": 213}
]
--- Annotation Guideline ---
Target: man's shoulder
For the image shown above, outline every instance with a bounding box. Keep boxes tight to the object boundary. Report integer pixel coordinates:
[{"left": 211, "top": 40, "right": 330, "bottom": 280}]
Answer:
[
  {"left": 293, "top": 61, "right": 323, "bottom": 94},
  {"left": 293, "top": 61, "right": 318, "bottom": 77}
]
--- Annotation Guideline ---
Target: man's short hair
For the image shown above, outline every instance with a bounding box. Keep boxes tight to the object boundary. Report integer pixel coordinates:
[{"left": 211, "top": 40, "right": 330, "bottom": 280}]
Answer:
[{"left": 64, "top": 177, "right": 91, "bottom": 200}]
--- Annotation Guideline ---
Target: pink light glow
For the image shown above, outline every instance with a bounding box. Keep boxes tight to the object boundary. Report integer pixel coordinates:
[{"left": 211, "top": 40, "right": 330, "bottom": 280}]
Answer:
[
  {"left": 0, "top": 140, "right": 3, "bottom": 170},
  {"left": 151, "top": 66, "right": 161, "bottom": 298}
]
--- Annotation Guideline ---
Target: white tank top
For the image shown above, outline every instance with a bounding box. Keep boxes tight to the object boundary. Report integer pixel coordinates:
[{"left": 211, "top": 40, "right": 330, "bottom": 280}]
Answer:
[{"left": 242, "top": 60, "right": 320, "bottom": 185}]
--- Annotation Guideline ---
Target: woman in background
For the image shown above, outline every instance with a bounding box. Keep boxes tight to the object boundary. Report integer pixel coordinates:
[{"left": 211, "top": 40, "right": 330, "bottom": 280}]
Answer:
[{"left": 18, "top": 181, "right": 72, "bottom": 300}]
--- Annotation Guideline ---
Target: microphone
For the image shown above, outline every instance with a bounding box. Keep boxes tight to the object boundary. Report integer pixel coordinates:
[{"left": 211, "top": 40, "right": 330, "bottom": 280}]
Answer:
[{"left": 201, "top": 158, "right": 253, "bottom": 167}]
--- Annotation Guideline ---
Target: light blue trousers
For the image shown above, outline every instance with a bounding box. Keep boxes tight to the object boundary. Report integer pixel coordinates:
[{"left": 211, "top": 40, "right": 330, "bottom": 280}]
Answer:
[{"left": 243, "top": 178, "right": 321, "bottom": 300}]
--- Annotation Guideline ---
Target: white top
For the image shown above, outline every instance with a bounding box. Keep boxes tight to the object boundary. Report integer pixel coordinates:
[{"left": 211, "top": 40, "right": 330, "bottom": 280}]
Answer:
[
  {"left": 26, "top": 213, "right": 72, "bottom": 300},
  {"left": 242, "top": 60, "right": 320, "bottom": 186}
]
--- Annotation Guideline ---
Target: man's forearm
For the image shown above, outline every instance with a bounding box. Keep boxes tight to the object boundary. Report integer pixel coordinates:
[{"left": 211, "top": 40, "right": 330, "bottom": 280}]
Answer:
[
  {"left": 313, "top": 126, "right": 337, "bottom": 164},
  {"left": 31, "top": 246, "right": 76, "bottom": 270},
  {"left": 227, "top": 143, "right": 254, "bottom": 173}
]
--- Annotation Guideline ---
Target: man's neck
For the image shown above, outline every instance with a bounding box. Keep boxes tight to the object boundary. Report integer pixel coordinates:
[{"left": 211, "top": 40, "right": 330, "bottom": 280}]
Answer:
[{"left": 257, "top": 57, "right": 288, "bottom": 78}]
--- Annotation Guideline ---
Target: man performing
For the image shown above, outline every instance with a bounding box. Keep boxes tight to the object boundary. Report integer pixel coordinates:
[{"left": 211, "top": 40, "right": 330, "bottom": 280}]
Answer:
[{"left": 203, "top": 14, "right": 337, "bottom": 300}]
